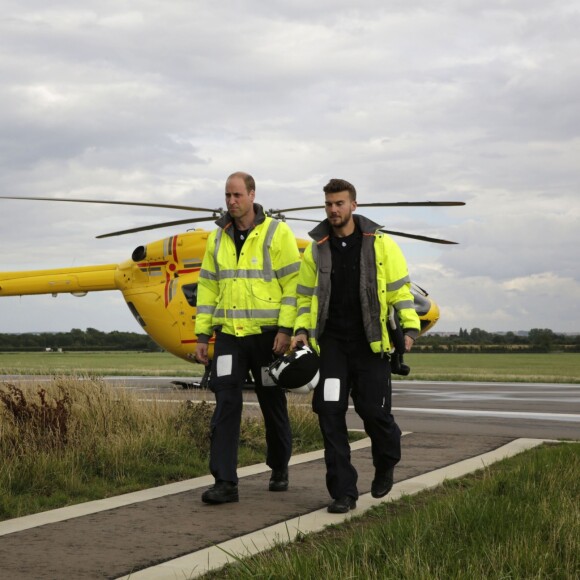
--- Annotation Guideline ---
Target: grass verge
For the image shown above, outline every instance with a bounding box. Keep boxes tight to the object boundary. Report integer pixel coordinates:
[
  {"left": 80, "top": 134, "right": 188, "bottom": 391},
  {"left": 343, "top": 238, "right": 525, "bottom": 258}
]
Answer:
[
  {"left": 0, "top": 377, "right": 326, "bottom": 521},
  {"left": 204, "top": 442, "right": 580, "bottom": 579}
]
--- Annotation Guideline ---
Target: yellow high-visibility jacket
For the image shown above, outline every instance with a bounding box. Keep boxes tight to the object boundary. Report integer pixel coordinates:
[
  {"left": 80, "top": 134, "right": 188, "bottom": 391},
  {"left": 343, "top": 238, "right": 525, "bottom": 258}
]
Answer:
[
  {"left": 294, "top": 214, "right": 420, "bottom": 354},
  {"left": 196, "top": 204, "right": 300, "bottom": 340}
]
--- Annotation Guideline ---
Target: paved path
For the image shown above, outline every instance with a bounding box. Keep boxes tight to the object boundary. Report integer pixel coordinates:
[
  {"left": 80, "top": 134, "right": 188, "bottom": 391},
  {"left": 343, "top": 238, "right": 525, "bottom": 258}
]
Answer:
[{"left": 0, "top": 432, "right": 540, "bottom": 579}]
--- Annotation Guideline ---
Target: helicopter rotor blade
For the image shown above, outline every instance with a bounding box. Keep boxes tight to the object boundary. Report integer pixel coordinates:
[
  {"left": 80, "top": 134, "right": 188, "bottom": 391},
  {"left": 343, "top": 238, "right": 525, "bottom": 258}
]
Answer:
[
  {"left": 379, "top": 229, "right": 458, "bottom": 245},
  {"left": 270, "top": 201, "right": 465, "bottom": 214},
  {"left": 0, "top": 195, "right": 462, "bottom": 243},
  {"left": 96, "top": 216, "right": 221, "bottom": 239},
  {"left": 0, "top": 195, "right": 220, "bottom": 214},
  {"left": 283, "top": 217, "right": 458, "bottom": 244},
  {"left": 281, "top": 216, "right": 321, "bottom": 224}
]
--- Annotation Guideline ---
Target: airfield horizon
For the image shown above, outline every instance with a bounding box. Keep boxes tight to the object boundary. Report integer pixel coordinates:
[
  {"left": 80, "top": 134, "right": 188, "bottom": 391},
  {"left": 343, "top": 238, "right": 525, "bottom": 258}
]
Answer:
[{"left": 1, "top": 351, "right": 579, "bottom": 384}]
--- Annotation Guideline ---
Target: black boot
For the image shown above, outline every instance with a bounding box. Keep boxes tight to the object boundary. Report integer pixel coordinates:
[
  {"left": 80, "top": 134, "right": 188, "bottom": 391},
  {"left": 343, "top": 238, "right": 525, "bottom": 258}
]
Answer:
[
  {"left": 371, "top": 466, "right": 394, "bottom": 498},
  {"left": 269, "top": 468, "right": 289, "bottom": 492},
  {"left": 201, "top": 481, "right": 239, "bottom": 504},
  {"left": 327, "top": 495, "right": 357, "bottom": 513}
]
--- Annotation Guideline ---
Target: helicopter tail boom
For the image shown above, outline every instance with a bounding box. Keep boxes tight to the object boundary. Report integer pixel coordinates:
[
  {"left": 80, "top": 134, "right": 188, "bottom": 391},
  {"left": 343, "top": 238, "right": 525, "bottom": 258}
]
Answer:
[{"left": 0, "top": 264, "right": 119, "bottom": 297}]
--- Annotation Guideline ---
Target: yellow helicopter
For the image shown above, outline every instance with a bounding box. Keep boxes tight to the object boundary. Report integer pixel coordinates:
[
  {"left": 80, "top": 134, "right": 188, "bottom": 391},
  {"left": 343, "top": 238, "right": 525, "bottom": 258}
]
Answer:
[{"left": 0, "top": 196, "right": 463, "bottom": 376}]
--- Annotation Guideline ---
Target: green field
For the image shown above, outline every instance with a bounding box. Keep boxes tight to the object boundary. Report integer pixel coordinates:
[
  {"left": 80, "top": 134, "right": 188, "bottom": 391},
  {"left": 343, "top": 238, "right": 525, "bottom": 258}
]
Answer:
[
  {"left": 0, "top": 351, "right": 197, "bottom": 376},
  {"left": 404, "top": 352, "right": 580, "bottom": 383},
  {"left": 0, "top": 351, "right": 579, "bottom": 383}
]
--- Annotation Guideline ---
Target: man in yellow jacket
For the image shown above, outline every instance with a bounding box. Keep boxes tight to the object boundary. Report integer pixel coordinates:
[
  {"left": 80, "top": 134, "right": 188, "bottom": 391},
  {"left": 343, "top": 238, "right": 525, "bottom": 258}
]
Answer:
[
  {"left": 195, "top": 171, "right": 300, "bottom": 504},
  {"left": 291, "top": 178, "right": 420, "bottom": 514}
]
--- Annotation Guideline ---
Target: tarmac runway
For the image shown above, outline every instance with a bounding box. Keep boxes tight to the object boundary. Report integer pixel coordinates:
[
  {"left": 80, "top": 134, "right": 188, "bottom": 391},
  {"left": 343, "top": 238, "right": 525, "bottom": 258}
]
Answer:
[
  {"left": 65, "top": 376, "right": 580, "bottom": 440},
  {"left": 0, "top": 377, "right": 578, "bottom": 578}
]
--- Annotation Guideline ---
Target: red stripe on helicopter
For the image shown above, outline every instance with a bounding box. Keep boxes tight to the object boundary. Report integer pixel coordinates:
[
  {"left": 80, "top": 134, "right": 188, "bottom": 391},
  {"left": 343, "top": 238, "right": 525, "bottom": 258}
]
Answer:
[
  {"left": 177, "top": 267, "right": 201, "bottom": 275},
  {"left": 172, "top": 235, "right": 179, "bottom": 263},
  {"left": 164, "top": 272, "right": 171, "bottom": 307},
  {"left": 137, "top": 261, "right": 168, "bottom": 267},
  {"left": 181, "top": 337, "right": 215, "bottom": 344}
]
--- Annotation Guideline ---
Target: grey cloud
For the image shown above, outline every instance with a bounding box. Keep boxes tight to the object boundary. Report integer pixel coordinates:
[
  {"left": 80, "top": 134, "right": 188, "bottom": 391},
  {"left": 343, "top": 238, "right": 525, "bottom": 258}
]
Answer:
[{"left": 1, "top": 1, "right": 579, "bottom": 333}]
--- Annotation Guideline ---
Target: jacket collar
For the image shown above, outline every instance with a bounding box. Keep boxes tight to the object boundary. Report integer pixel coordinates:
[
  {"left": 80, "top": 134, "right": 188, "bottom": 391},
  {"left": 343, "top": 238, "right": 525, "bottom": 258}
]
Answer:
[
  {"left": 215, "top": 203, "right": 267, "bottom": 229},
  {"left": 308, "top": 213, "right": 382, "bottom": 242}
]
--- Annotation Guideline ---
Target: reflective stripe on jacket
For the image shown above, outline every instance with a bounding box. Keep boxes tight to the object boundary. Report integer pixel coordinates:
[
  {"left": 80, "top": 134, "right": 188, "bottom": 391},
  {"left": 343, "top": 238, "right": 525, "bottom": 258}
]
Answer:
[
  {"left": 294, "top": 214, "right": 420, "bottom": 354},
  {"left": 196, "top": 204, "right": 300, "bottom": 338}
]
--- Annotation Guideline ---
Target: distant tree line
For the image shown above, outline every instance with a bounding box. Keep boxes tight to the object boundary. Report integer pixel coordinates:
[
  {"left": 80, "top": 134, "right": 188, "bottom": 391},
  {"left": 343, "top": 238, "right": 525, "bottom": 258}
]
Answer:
[
  {"left": 417, "top": 328, "right": 580, "bottom": 353},
  {"left": 0, "top": 328, "right": 160, "bottom": 352},
  {"left": 0, "top": 327, "right": 578, "bottom": 354}
]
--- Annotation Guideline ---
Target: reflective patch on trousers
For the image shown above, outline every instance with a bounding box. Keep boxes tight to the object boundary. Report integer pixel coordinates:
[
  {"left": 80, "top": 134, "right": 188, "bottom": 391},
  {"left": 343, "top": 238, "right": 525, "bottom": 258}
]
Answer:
[
  {"left": 260, "top": 366, "right": 277, "bottom": 387},
  {"left": 323, "top": 378, "right": 340, "bottom": 401},
  {"left": 216, "top": 354, "right": 233, "bottom": 377}
]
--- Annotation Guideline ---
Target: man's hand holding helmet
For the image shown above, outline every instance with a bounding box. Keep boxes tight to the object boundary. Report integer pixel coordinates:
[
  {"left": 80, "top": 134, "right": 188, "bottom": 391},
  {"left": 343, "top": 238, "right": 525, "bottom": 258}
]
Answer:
[{"left": 290, "top": 331, "right": 309, "bottom": 351}]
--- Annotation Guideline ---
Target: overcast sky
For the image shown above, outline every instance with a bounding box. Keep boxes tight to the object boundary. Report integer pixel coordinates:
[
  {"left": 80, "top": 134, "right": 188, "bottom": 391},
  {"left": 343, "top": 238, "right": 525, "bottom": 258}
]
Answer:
[{"left": 1, "top": 1, "right": 579, "bottom": 336}]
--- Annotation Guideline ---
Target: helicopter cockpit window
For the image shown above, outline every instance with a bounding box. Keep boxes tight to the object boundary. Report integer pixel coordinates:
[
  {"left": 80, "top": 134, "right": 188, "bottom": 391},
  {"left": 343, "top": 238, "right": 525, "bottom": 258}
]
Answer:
[{"left": 181, "top": 283, "right": 197, "bottom": 307}]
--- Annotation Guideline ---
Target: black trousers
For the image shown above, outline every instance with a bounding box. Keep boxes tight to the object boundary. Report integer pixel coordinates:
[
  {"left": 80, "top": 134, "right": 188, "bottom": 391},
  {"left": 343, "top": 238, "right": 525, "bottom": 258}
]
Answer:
[
  {"left": 313, "top": 334, "right": 401, "bottom": 500},
  {"left": 208, "top": 330, "right": 292, "bottom": 484}
]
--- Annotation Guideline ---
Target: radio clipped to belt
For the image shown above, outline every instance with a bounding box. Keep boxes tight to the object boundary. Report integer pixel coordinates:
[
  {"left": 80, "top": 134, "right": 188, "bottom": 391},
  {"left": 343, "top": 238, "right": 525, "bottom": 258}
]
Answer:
[{"left": 387, "top": 306, "right": 411, "bottom": 376}]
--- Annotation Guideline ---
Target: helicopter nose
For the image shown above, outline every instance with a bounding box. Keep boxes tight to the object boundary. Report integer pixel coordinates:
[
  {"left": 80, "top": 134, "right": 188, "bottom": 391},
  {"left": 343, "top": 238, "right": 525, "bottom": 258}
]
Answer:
[{"left": 132, "top": 245, "right": 147, "bottom": 262}]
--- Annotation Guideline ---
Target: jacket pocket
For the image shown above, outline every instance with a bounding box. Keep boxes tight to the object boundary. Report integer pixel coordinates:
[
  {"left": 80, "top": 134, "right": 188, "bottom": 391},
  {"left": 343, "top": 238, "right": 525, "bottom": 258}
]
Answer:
[{"left": 250, "top": 280, "right": 281, "bottom": 307}]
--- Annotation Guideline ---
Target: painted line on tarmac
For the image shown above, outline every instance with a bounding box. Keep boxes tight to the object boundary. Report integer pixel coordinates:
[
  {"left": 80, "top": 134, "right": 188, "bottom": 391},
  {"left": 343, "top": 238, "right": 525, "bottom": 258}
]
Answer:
[
  {"left": 118, "top": 437, "right": 551, "bottom": 580},
  {"left": 144, "top": 400, "right": 580, "bottom": 424},
  {"left": 135, "top": 400, "right": 580, "bottom": 423},
  {"left": 394, "top": 380, "right": 580, "bottom": 388},
  {"left": 394, "top": 407, "right": 580, "bottom": 422}
]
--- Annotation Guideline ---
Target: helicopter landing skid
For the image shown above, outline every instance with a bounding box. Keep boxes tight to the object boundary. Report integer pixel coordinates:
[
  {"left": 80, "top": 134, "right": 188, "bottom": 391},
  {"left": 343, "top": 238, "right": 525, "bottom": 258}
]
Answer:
[
  {"left": 172, "top": 365, "right": 212, "bottom": 390},
  {"left": 171, "top": 380, "right": 205, "bottom": 390},
  {"left": 171, "top": 367, "right": 256, "bottom": 390}
]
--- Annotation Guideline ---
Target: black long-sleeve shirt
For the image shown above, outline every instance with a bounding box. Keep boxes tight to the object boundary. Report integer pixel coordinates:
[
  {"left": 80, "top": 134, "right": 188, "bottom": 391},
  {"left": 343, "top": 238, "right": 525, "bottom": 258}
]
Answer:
[{"left": 322, "top": 227, "right": 366, "bottom": 341}]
